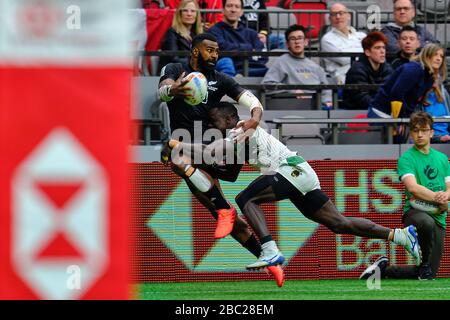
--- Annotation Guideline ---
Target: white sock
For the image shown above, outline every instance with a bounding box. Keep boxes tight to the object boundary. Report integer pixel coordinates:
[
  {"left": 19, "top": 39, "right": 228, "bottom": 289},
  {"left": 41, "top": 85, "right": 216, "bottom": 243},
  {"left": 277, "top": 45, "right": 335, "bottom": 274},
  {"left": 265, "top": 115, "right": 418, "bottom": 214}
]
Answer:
[
  {"left": 185, "top": 165, "right": 212, "bottom": 193},
  {"left": 392, "top": 228, "right": 407, "bottom": 246},
  {"left": 261, "top": 240, "right": 279, "bottom": 255}
]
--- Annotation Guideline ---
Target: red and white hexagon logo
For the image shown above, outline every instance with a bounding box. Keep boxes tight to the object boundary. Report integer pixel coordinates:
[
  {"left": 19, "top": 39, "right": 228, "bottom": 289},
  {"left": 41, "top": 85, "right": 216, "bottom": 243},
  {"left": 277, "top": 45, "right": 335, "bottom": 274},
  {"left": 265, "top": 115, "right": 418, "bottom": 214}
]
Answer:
[{"left": 11, "top": 127, "right": 108, "bottom": 300}]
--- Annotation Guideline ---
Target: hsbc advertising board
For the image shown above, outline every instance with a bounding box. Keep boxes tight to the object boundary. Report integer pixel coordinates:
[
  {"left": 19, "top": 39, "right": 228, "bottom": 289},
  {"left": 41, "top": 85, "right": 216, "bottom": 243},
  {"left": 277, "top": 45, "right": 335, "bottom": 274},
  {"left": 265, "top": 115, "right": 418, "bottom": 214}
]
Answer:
[
  {"left": 131, "top": 162, "right": 450, "bottom": 282},
  {"left": 0, "top": 0, "right": 132, "bottom": 299}
]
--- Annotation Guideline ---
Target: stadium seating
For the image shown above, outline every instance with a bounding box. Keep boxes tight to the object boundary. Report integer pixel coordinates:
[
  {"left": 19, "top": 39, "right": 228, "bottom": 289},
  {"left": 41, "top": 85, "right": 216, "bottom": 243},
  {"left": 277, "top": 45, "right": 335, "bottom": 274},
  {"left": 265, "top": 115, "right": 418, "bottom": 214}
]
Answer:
[
  {"left": 275, "top": 115, "right": 326, "bottom": 145},
  {"left": 131, "top": 76, "right": 170, "bottom": 144},
  {"left": 267, "top": 7, "right": 297, "bottom": 41},
  {"left": 417, "top": 0, "right": 449, "bottom": 16}
]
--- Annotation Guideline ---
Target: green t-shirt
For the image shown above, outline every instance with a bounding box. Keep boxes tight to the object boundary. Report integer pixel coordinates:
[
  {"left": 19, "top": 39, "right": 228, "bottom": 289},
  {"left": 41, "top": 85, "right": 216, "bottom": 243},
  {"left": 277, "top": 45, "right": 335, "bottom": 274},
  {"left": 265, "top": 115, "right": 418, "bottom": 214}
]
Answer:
[{"left": 397, "top": 146, "right": 450, "bottom": 228}]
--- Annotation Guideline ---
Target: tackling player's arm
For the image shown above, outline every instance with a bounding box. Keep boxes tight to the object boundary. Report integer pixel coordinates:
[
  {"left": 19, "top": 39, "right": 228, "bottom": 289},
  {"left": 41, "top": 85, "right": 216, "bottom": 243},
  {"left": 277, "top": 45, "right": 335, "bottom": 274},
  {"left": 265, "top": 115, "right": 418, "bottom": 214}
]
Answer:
[
  {"left": 165, "top": 138, "right": 241, "bottom": 181},
  {"left": 168, "top": 138, "right": 235, "bottom": 165}
]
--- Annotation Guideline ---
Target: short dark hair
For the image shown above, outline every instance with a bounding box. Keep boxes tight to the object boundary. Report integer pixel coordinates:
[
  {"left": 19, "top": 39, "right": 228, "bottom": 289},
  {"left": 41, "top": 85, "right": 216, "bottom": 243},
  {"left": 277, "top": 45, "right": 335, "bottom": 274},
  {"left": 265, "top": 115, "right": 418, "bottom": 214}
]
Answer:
[
  {"left": 191, "top": 33, "right": 218, "bottom": 51},
  {"left": 285, "top": 24, "right": 307, "bottom": 42},
  {"left": 409, "top": 111, "right": 434, "bottom": 129},
  {"left": 209, "top": 102, "right": 239, "bottom": 120},
  {"left": 222, "top": 0, "right": 243, "bottom": 8},
  {"left": 362, "top": 31, "right": 388, "bottom": 51},
  {"left": 399, "top": 25, "right": 419, "bottom": 38},
  {"left": 393, "top": 0, "right": 414, "bottom": 6}
]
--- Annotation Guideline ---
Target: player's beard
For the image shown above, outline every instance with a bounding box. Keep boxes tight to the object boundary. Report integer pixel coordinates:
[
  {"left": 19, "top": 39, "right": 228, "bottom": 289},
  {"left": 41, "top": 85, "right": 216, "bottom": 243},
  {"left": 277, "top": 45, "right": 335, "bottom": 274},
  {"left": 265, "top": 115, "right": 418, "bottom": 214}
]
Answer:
[{"left": 198, "top": 53, "right": 216, "bottom": 72}]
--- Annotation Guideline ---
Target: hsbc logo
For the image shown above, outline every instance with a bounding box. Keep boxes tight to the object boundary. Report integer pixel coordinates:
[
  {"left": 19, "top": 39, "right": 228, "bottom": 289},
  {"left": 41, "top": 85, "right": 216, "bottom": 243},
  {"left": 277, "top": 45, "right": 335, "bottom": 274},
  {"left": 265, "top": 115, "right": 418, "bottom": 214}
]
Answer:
[{"left": 12, "top": 127, "right": 109, "bottom": 299}]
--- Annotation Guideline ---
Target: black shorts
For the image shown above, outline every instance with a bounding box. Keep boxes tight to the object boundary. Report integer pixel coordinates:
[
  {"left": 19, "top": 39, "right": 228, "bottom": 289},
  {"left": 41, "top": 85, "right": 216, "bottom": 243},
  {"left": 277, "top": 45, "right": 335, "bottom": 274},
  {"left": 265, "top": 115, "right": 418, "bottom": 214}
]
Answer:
[
  {"left": 199, "top": 163, "right": 243, "bottom": 182},
  {"left": 240, "top": 172, "right": 329, "bottom": 219}
]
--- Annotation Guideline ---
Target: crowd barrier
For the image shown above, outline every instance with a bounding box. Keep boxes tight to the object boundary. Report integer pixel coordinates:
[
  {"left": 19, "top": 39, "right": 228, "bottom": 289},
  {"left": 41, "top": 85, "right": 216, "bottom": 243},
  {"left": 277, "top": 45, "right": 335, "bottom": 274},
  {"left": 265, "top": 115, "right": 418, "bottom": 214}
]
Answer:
[{"left": 142, "top": 49, "right": 450, "bottom": 77}]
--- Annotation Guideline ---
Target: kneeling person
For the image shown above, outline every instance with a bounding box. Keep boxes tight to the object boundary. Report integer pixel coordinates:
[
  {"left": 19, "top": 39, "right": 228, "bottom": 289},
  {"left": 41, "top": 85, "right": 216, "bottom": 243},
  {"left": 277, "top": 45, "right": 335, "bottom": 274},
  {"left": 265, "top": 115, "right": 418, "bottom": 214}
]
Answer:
[{"left": 361, "top": 112, "right": 449, "bottom": 280}]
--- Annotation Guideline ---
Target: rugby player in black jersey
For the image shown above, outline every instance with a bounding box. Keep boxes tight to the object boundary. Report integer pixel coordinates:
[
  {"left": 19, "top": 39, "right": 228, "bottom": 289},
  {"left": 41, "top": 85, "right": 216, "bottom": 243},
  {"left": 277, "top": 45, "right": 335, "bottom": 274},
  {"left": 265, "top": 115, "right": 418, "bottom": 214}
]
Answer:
[{"left": 158, "top": 33, "right": 284, "bottom": 286}]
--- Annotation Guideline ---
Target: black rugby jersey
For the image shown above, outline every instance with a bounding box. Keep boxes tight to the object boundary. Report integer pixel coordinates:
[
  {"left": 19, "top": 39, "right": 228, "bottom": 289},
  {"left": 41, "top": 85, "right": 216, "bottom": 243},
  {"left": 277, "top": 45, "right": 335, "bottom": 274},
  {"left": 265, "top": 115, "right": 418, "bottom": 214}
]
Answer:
[{"left": 159, "top": 63, "right": 244, "bottom": 136}]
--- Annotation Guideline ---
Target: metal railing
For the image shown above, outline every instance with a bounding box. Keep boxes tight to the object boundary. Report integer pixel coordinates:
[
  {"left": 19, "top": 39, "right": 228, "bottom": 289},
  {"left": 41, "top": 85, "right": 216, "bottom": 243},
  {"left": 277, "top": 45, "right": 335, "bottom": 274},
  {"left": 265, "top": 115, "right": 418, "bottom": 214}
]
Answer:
[
  {"left": 142, "top": 50, "right": 379, "bottom": 76},
  {"left": 195, "top": 8, "right": 448, "bottom": 45},
  {"left": 270, "top": 117, "right": 450, "bottom": 144}
]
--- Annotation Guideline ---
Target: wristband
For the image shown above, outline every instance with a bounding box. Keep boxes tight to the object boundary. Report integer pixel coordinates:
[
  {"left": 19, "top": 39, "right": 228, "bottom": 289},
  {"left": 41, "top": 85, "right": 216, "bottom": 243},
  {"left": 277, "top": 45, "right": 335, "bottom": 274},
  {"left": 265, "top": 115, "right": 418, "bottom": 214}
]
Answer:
[
  {"left": 238, "top": 90, "right": 263, "bottom": 112},
  {"left": 159, "top": 84, "right": 174, "bottom": 102}
]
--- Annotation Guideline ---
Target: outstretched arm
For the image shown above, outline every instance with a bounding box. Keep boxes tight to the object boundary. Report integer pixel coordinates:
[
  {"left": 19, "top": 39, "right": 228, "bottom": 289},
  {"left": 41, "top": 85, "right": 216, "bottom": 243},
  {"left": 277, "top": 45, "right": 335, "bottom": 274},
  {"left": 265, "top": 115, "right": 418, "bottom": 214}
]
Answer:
[{"left": 168, "top": 138, "right": 236, "bottom": 166}]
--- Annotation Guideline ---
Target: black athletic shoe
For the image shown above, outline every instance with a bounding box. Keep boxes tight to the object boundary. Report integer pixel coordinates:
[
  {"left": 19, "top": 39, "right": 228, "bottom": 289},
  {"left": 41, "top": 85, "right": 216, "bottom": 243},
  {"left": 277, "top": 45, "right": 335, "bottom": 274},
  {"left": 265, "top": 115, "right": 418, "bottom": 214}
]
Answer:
[
  {"left": 359, "top": 256, "right": 388, "bottom": 280},
  {"left": 418, "top": 264, "right": 434, "bottom": 280}
]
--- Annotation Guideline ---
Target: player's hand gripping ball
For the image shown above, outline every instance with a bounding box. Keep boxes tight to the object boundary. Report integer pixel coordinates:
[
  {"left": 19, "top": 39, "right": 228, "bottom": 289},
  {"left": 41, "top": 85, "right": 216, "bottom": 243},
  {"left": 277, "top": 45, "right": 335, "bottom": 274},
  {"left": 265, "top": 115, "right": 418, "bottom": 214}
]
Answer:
[{"left": 183, "top": 72, "right": 208, "bottom": 106}]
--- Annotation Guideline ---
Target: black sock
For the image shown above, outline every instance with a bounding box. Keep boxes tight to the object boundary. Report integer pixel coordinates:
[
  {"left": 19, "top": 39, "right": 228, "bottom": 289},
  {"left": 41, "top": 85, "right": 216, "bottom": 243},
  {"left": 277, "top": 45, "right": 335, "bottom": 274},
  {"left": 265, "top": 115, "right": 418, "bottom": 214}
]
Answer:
[
  {"left": 242, "top": 234, "right": 262, "bottom": 258},
  {"left": 260, "top": 235, "right": 273, "bottom": 245},
  {"left": 205, "top": 185, "right": 230, "bottom": 209}
]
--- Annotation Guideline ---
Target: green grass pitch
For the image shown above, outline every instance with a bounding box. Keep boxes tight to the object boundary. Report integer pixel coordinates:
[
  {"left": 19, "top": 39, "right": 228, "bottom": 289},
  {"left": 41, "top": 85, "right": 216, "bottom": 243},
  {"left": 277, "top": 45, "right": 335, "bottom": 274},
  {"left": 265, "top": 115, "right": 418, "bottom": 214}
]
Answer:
[{"left": 139, "top": 278, "right": 450, "bottom": 300}]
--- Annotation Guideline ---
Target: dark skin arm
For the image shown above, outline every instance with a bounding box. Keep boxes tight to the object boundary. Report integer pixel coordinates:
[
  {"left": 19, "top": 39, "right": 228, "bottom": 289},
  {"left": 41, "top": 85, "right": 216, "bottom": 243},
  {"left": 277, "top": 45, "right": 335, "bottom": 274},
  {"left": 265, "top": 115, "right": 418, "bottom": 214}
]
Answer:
[
  {"left": 171, "top": 139, "right": 242, "bottom": 182},
  {"left": 173, "top": 138, "right": 235, "bottom": 164}
]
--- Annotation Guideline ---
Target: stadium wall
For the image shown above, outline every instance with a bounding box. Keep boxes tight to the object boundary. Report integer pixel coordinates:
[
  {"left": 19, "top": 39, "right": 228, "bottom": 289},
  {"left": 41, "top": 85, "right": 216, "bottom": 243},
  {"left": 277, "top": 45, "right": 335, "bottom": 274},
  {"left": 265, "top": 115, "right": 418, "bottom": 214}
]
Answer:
[{"left": 131, "top": 161, "right": 450, "bottom": 283}]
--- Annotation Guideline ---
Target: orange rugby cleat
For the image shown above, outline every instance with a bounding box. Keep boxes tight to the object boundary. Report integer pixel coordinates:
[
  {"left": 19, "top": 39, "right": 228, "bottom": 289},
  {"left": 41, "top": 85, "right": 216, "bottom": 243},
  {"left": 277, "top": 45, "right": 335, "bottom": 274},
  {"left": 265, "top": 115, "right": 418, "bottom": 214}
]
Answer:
[{"left": 214, "top": 206, "right": 237, "bottom": 239}]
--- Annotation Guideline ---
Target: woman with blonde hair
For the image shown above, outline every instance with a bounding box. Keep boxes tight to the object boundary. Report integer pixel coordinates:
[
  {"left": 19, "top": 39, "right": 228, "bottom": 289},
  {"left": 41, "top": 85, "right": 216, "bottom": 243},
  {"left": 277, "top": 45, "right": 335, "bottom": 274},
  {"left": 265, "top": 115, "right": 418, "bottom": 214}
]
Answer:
[
  {"left": 417, "top": 45, "right": 450, "bottom": 143},
  {"left": 367, "top": 43, "right": 444, "bottom": 122},
  {"left": 158, "top": 0, "right": 203, "bottom": 72}
]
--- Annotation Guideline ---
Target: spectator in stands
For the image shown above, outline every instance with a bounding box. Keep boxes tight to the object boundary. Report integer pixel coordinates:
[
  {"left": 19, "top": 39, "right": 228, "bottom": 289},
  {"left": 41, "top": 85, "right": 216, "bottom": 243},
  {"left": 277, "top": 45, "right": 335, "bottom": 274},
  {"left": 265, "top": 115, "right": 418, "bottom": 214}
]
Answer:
[
  {"left": 262, "top": 24, "right": 332, "bottom": 109},
  {"left": 197, "top": 0, "right": 224, "bottom": 29},
  {"left": 367, "top": 43, "right": 443, "bottom": 143},
  {"left": 208, "top": 0, "right": 268, "bottom": 76},
  {"left": 421, "top": 84, "right": 450, "bottom": 143},
  {"left": 381, "top": 0, "right": 437, "bottom": 58},
  {"left": 150, "top": 0, "right": 224, "bottom": 26},
  {"left": 242, "top": 0, "right": 270, "bottom": 47},
  {"left": 417, "top": 45, "right": 450, "bottom": 143},
  {"left": 391, "top": 26, "right": 421, "bottom": 70},
  {"left": 143, "top": 0, "right": 166, "bottom": 8},
  {"left": 157, "top": 0, "right": 203, "bottom": 73},
  {"left": 343, "top": 31, "right": 393, "bottom": 110},
  {"left": 320, "top": 2, "right": 366, "bottom": 84}
]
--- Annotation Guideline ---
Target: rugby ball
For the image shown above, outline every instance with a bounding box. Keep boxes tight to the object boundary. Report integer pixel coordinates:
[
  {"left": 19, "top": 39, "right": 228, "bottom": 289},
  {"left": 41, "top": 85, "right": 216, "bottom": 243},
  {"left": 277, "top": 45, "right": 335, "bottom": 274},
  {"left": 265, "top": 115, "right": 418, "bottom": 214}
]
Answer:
[
  {"left": 183, "top": 72, "right": 208, "bottom": 106},
  {"left": 410, "top": 197, "right": 441, "bottom": 214}
]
